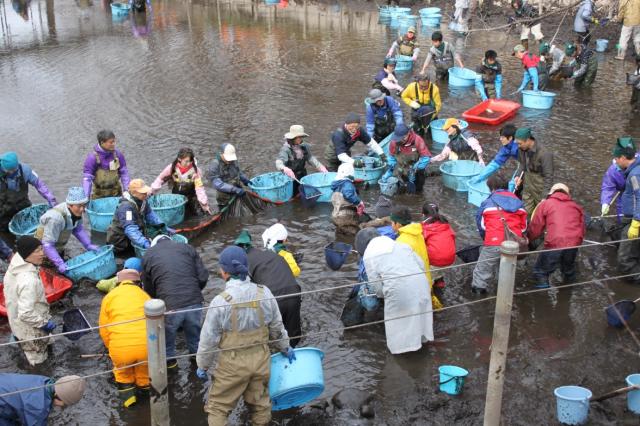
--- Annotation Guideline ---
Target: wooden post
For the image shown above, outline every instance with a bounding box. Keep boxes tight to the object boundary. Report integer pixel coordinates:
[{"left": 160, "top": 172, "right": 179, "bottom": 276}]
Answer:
[
  {"left": 483, "top": 241, "right": 519, "bottom": 426},
  {"left": 145, "top": 299, "right": 170, "bottom": 426}
]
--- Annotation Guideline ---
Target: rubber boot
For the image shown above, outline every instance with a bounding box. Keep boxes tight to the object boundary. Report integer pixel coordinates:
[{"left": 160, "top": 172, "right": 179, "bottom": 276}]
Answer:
[
  {"left": 615, "top": 47, "right": 625, "bottom": 60},
  {"left": 521, "top": 39, "right": 529, "bottom": 51},
  {"left": 117, "top": 382, "right": 137, "bottom": 408}
]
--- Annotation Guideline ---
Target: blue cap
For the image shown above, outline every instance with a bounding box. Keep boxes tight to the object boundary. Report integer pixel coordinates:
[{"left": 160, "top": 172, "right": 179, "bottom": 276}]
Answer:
[
  {"left": 219, "top": 246, "right": 249, "bottom": 279},
  {"left": 392, "top": 123, "right": 410, "bottom": 140},
  {"left": 124, "top": 257, "right": 143, "bottom": 272},
  {"left": 0, "top": 152, "right": 19, "bottom": 172},
  {"left": 66, "top": 187, "right": 88, "bottom": 205}
]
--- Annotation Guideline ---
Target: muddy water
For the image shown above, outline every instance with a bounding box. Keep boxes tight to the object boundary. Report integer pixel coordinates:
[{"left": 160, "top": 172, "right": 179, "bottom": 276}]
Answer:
[{"left": 1, "top": 0, "right": 640, "bottom": 424}]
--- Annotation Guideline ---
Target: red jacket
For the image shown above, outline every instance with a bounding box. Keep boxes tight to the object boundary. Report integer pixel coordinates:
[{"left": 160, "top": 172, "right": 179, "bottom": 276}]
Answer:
[
  {"left": 389, "top": 131, "right": 431, "bottom": 157},
  {"left": 421, "top": 220, "right": 456, "bottom": 267},
  {"left": 520, "top": 52, "right": 540, "bottom": 69},
  {"left": 476, "top": 191, "right": 528, "bottom": 246},
  {"left": 528, "top": 192, "right": 585, "bottom": 248}
]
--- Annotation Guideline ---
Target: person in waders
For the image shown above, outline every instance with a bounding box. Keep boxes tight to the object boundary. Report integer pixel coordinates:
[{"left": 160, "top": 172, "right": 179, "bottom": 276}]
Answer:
[
  {"left": 386, "top": 26, "right": 420, "bottom": 62},
  {"left": 565, "top": 42, "right": 598, "bottom": 88},
  {"left": 275, "top": 125, "right": 328, "bottom": 193},
  {"left": 420, "top": 31, "right": 464, "bottom": 80},
  {"left": 324, "top": 113, "right": 386, "bottom": 171},
  {"left": 430, "top": 118, "right": 485, "bottom": 165},
  {"left": 474, "top": 50, "right": 503, "bottom": 101},
  {"left": 365, "top": 89, "right": 404, "bottom": 143},
  {"left": 261, "top": 223, "right": 301, "bottom": 277},
  {"left": 196, "top": 246, "right": 293, "bottom": 426},
  {"left": 538, "top": 42, "right": 568, "bottom": 87},
  {"left": 35, "top": 187, "right": 98, "bottom": 274},
  {"left": 151, "top": 148, "right": 212, "bottom": 216},
  {"left": 82, "top": 130, "right": 130, "bottom": 200},
  {"left": 373, "top": 58, "right": 404, "bottom": 96},
  {"left": 381, "top": 124, "right": 431, "bottom": 194},
  {"left": 401, "top": 74, "right": 441, "bottom": 139},
  {"left": 0, "top": 151, "right": 56, "bottom": 232},
  {"left": 208, "top": 143, "right": 252, "bottom": 208},
  {"left": 513, "top": 44, "right": 541, "bottom": 92},
  {"left": 330, "top": 163, "right": 366, "bottom": 236},
  {"left": 510, "top": 0, "right": 544, "bottom": 51},
  {"left": 514, "top": 128, "right": 554, "bottom": 216},
  {"left": 470, "top": 124, "right": 520, "bottom": 187}
]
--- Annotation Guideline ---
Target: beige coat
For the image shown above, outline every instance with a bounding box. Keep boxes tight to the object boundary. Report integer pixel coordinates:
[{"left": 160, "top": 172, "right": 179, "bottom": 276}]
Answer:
[{"left": 619, "top": 0, "right": 640, "bottom": 26}]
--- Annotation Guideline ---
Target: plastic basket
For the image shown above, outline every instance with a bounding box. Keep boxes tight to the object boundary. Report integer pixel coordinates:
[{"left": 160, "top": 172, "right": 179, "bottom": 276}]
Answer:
[
  {"left": 378, "top": 176, "right": 399, "bottom": 197},
  {"left": 86, "top": 197, "right": 119, "bottom": 233},
  {"left": 353, "top": 156, "right": 386, "bottom": 185},
  {"left": 439, "top": 160, "right": 484, "bottom": 192},
  {"left": 270, "top": 348, "right": 325, "bottom": 411},
  {"left": 8, "top": 204, "right": 49, "bottom": 237},
  {"left": 554, "top": 386, "right": 592, "bottom": 425},
  {"left": 430, "top": 119, "right": 468, "bottom": 144},
  {"left": 467, "top": 180, "right": 491, "bottom": 207},
  {"left": 148, "top": 194, "right": 188, "bottom": 226},
  {"left": 448, "top": 67, "right": 478, "bottom": 87},
  {"left": 395, "top": 55, "right": 414, "bottom": 72},
  {"left": 299, "top": 173, "right": 336, "bottom": 203},
  {"left": 249, "top": 172, "right": 294, "bottom": 203},
  {"left": 522, "top": 90, "right": 556, "bottom": 109},
  {"left": 65, "top": 245, "right": 117, "bottom": 282},
  {"left": 133, "top": 234, "right": 188, "bottom": 258},
  {"left": 421, "top": 15, "right": 442, "bottom": 27}
]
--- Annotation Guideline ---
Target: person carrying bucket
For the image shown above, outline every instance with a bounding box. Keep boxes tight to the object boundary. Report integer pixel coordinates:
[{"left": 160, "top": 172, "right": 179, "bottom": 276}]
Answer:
[
  {"left": 261, "top": 223, "right": 301, "bottom": 277},
  {"left": 373, "top": 58, "right": 404, "bottom": 96},
  {"left": 564, "top": 42, "right": 598, "bottom": 88},
  {"left": 275, "top": 125, "right": 328, "bottom": 193},
  {"left": 419, "top": 31, "right": 464, "bottom": 81},
  {"left": 386, "top": 26, "right": 420, "bottom": 62},
  {"left": 509, "top": 0, "right": 544, "bottom": 52},
  {"left": 470, "top": 124, "right": 519, "bottom": 187},
  {"left": 82, "top": 130, "right": 130, "bottom": 200},
  {"left": 514, "top": 128, "right": 554, "bottom": 215},
  {"left": 0, "top": 151, "right": 56, "bottom": 232},
  {"left": 330, "top": 163, "right": 366, "bottom": 236},
  {"left": 474, "top": 50, "right": 503, "bottom": 101},
  {"left": 381, "top": 124, "right": 431, "bottom": 194},
  {"left": 196, "top": 245, "right": 293, "bottom": 426},
  {"left": 513, "top": 44, "right": 541, "bottom": 92},
  {"left": 151, "top": 147, "right": 212, "bottom": 216},
  {"left": 35, "top": 187, "right": 99, "bottom": 274},
  {"left": 430, "top": 118, "right": 485, "bottom": 165},
  {"left": 3, "top": 236, "right": 54, "bottom": 366},
  {"left": 107, "top": 179, "right": 166, "bottom": 255},
  {"left": 324, "top": 113, "right": 386, "bottom": 171},
  {"left": 365, "top": 89, "right": 404, "bottom": 142},
  {"left": 400, "top": 74, "right": 441, "bottom": 139}
]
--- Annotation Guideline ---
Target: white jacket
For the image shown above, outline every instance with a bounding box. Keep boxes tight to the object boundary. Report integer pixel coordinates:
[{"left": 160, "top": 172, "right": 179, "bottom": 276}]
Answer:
[{"left": 4, "top": 254, "right": 50, "bottom": 340}]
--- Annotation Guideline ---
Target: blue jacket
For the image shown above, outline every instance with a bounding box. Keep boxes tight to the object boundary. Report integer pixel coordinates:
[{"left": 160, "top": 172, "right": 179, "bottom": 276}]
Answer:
[
  {"left": 494, "top": 140, "right": 519, "bottom": 166},
  {"left": 365, "top": 97, "right": 404, "bottom": 139},
  {"left": 114, "top": 194, "right": 163, "bottom": 247},
  {"left": 0, "top": 238, "right": 12, "bottom": 262},
  {"left": 331, "top": 126, "right": 372, "bottom": 157},
  {"left": 330, "top": 179, "right": 360, "bottom": 205},
  {"left": 621, "top": 158, "right": 640, "bottom": 220},
  {"left": 0, "top": 374, "right": 53, "bottom": 426}
]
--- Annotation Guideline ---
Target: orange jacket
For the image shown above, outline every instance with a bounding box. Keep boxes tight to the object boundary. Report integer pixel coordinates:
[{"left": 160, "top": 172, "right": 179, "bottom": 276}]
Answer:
[{"left": 99, "top": 282, "right": 150, "bottom": 349}]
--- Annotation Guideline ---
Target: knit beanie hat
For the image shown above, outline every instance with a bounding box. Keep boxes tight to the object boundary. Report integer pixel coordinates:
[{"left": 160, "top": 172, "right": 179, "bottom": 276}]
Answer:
[
  {"left": 117, "top": 269, "right": 140, "bottom": 283},
  {"left": 344, "top": 112, "right": 361, "bottom": 124},
  {"left": 66, "top": 187, "right": 88, "bottom": 205},
  {"left": 16, "top": 236, "right": 41, "bottom": 260},
  {"left": 219, "top": 246, "right": 249, "bottom": 280},
  {"left": 54, "top": 376, "right": 86, "bottom": 405},
  {"left": 0, "top": 152, "right": 19, "bottom": 172}
]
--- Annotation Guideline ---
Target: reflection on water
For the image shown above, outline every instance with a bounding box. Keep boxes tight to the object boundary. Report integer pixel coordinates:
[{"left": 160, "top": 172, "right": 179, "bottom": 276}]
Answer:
[{"left": 1, "top": 0, "right": 639, "bottom": 424}]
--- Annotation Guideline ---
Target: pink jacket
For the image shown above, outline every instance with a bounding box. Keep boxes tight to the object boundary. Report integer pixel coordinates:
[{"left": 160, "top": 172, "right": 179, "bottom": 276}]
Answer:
[
  {"left": 151, "top": 163, "right": 209, "bottom": 207},
  {"left": 430, "top": 134, "right": 484, "bottom": 165}
]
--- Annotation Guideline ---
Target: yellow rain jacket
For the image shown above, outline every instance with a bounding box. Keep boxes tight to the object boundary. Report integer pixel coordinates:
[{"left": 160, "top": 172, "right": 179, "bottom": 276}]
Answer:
[
  {"left": 401, "top": 81, "right": 442, "bottom": 115},
  {"left": 99, "top": 281, "right": 150, "bottom": 349}
]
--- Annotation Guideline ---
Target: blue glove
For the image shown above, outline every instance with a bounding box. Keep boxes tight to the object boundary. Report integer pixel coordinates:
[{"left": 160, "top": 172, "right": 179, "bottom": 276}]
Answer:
[
  {"left": 282, "top": 347, "right": 296, "bottom": 364},
  {"left": 40, "top": 320, "right": 56, "bottom": 333},
  {"left": 87, "top": 244, "right": 100, "bottom": 252},
  {"left": 381, "top": 170, "right": 393, "bottom": 182},
  {"left": 475, "top": 77, "right": 488, "bottom": 101},
  {"left": 196, "top": 368, "right": 208, "bottom": 380},
  {"left": 234, "top": 187, "right": 246, "bottom": 196},
  {"left": 528, "top": 67, "right": 539, "bottom": 91},
  {"left": 472, "top": 161, "right": 500, "bottom": 183},
  {"left": 240, "top": 176, "right": 251, "bottom": 185},
  {"left": 495, "top": 74, "right": 503, "bottom": 99},
  {"left": 508, "top": 179, "right": 516, "bottom": 192}
]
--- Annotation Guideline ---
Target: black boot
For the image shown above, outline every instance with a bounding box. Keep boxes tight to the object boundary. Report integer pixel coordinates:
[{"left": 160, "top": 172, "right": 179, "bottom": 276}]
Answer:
[{"left": 116, "top": 382, "right": 137, "bottom": 408}]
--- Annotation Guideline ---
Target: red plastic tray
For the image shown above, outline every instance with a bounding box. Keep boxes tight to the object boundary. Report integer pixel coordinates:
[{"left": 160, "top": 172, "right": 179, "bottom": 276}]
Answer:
[
  {"left": 462, "top": 99, "right": 521, "bottom": 126},
  {"left": 0, "top": 268, "right": 73, "bottom": 317}
]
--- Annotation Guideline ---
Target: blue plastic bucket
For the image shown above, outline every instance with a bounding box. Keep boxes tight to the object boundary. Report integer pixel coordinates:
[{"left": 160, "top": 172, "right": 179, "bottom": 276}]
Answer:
[
  {"left": 265, "top": 0, "right": 280, "bottom": 4},
  {"left": 148, "top": 194, "right": 188, "bottom": 226},
  {"left": 354, "top": 156, "right": 386, "bottom": 185},
  {"left": 467, "top": 180, "right": 491, "bottom": 207},
  {"left": 133, "top": 233, "right": 188, "bottom": 258},
  {"left": 65, "top": 245, "right": 117, "bottom": 282},
  {"left": 626, "top": 374, "right": 640, "bottom": 414},
  {"left": 448, "top": 67, "right": 478, "bottom": 87},
  {"left": 421, "top": 15, "right": 442, "bottom": 27},
  {"left": 440, "top": 160, "right": 484, "bottom": 192},
  {"left": 438, "top": 365, "right": 468, "bottom": 395},
  {"left": 522, "top": 90, "right": 556, "bottom": 109},
  {"left": 86, "top": 197, "right": 119, "bottom": 233},
  {"left": 270, "top": 347, "right": 325, "bottom": 411},
  {"left": 249, "top": 172, "right": 294, "bottom": 203},
  {"left": 379, "top": 6, "right": 392, "bottom": 17},
  {"left": 554, "top": 386, "right": 592, "bottom": 425},
  {"left": 395, "top": 55, "right": 414, "bottom": 72},
  {"left": 110, "top": 2, "right": 131, "bottom": 15},
  {"left": 595, "top": 38, "right": 608, "bottom": 52},
  {"left": 419, "top": 7, "right": 441, "bottom": 16},
  {"left": 325, "top": 242, "right": 352, "bottom": 270},
  {"left": 430, "top": 118, "right": 468, "bottom": 144},
  {"left": 398, "top": 14, "right": 418, "bottom": 27},
  {"left": 300, "top": 173, "right": 336, "bottom": 203},
  {"left": 390, "top": 7, "right": 411, "bottom": 17},
  {"left": 378, "top": 176, "right": 399, "bottom": 197},
  {"left": 8, "top": 204, "right": 48, "bottom": 237}
]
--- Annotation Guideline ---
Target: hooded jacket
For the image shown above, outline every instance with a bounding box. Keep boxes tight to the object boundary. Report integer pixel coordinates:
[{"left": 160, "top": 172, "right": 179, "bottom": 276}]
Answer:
[
  {"left": 330, "top": 179, "right": 361, "bottom": 205},
  {"left": 528, "top": 192, "right": 585, "bottom": 248},
  {"left": 421, "top": 220, "right": 456, "bottom": 267},
  {"left": 0, "top": 373, "right": 53, "bottom": 426},
  {"left": 476, "top": 190, "right": 528, "bottom": 246},
  {"left": 396, "top": 222, "right": 433, "bottom": 284},
  {"left": 82, "top": 144, "right": 130, "bottom": 198},
  {"left": 99, "top": 281, "right": 150, "bottom": 350},
  {"left": 621, "top": 157, "right": 640, "bottom": 220}
]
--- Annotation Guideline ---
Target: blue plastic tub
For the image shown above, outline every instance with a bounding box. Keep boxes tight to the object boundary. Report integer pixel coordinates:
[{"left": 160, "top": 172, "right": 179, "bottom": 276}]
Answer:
[
  {"left": 300, "top": 173, "right": 336, "bottom": 203},
  {"left": 467, "top": 180, "right": 491, "bottom": 207},
  {"left": 440, "top": 160, "right": 484, "bottom": 192},
  {"left": 554, "top": 386, "right": 592, "bottom": 425},
  {"left": 353, "top": 156, "right": 386, "bottom": 185},
  {"left": 133, "top": 234, "right": 188, "bottom": 258},
  {"left": 626, "top": 374, "right": 640, "bottom": 414},
  {"left": 438, "top": 365, "right": 468, "bottom": 395},
  {"left": 86, "top": 197, "right": 119, "bottom": 233},
  {"left": 431, "top": 118, "right": 468, "bottom": 144},
  {"left": 448, "top": 67, "right": 478, "bottom": 87},
  {"left": 8, "top": 204, "right": 49, "bottom": 237},
  {"left": 249, "top": 172, "right": 294, "bottom": 203},
  {"left": 270, "top": 347, "right": 325, "bottom": 411},
  {"left": 148, "top": 194, "right": 188, "bottom": 226},
  {"left": 398, "top": 14, "right": 418, "bottom": 27},
  {"left": 595, "top": 38, "right": 608, "bottom": 52},
  {"left": 419, "top": 7, "right": 441, "bottom": 16},
  {"left": 325, "top": 242, "right": 352, "bottom": 270},
  {"left": 389, "top": 7, "right": 411, "bottom": 17},
  {"left": 421, "top": 15, "right": 442, "bottom": 27},
  {"left": 110, "top": 2, "right": 131, "bottom": 15},
  {"left": 522, "top": 90, "right": 556, "bottom": 109},
  {"left": 265, "top": 0, "right": 280, "bottom": 4},
  {"left": 379, "top": 6, "right": 392, "bottom": 17},
  {"left": 65, "top": 245, "right": 117, "bottom": 282},
  {"left": 395, "top": 55, "right": 414, "bottom": 72},
  {"left": 378, "top": 176, "right": 399, "bottom": 197}
]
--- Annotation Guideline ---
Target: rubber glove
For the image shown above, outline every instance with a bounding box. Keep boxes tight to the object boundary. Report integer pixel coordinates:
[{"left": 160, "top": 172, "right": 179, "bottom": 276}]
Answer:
[
  {"left": 407, "top": 170, "right": 417, "bottom": 194},
  {"left": 282, "top": 347, "right": 296, "bottom": 364},
  {"left": 234, "top": 187, "right": 246, "bottom": 196},
  {"left": 196, "top": 368, "right": 208, "bottom": 380},
  {"left": 628, "top": 220, "right": 640, "bottom": 239},
  {"left": 475, "top": 76, "right": 488, "bottom": 101},
  {"left": 381, "top": 170, "right": 393, "bottom": 182},
  {"left": 601, "top": 204, "right": 610, "bottom": 216},
  {"left": 282, "top": 167, "right": 296, "bottom": 179},
  {"left": 318, "top": 165, "right": 328, "bottom": 173},
  {"left": 356, "top": 201, "right": 366, "bottom": 216},
  {"left": 591, "top": 17, "right": 599, "bottom": 25},
  {"left": 495, "top": 74, "right": 503, "bottom": 99},
  {"left": 353, "top": 159, "right": 365, "bottom": 169},
  {"left": 87, "top": 244, "right": 100, "bottom": 252},
  {"left": 201, "top": 203, "right": 213, "bottom": 215},
  {"left": 40, "top": 320, "right": 56, "bottom": 333},
  {"left": 599, "top": 17, "right": 609, "bottom": 26},
  {"left": 508, "top": 179, "right": 516, "bottom": 192},
  {"left": 409, "top": 101, "right": 421, "bottom": 110},
  {"left": 43, "top": 242, "right": 67, "bottom": 274},
  {"left": 472, "top": 160, "right": 500, "bottom": 183},
  {"left": 528, "top": 67, "right": 539, "bottom": 91}
]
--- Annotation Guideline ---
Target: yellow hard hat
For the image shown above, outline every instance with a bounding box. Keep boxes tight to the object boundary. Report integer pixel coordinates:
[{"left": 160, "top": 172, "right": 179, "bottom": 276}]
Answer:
[{"left": 443, "top": 118, "right": 460, "bottom": 130}]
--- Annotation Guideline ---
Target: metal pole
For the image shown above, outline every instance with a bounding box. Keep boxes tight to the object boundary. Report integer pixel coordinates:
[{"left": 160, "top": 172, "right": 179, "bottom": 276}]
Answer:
[
  {"left": 145, "top": 299, "right": 170, "bottom": 426},
  {"left": 483, "top": 241, "right": 519, "bottom": 426}
]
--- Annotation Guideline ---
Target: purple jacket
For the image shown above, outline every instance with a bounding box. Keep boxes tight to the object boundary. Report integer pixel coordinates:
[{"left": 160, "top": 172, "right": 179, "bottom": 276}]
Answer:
[
  {"left": 601, "top": 154, "right": 639, "bottom": 214},
  {"left": 82, "top": 144, "right": 130, "bottom": 196}
]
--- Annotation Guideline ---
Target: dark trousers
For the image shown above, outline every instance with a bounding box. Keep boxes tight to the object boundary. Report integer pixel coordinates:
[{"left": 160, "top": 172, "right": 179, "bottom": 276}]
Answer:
[
  {"left": 617, "top": 222, "right": 640, "bottom": 281},
  {"left": 277, "top": 295, "right": 302, "bottom": 347},
  {"left": 164, "top": 303, "right": 202, "bottom": 357},
  {"left": 575, "top": 30, "right": 591, "bottom": 46},
  {"left": 532, "top": 248, "right": 578, "bottom": 285}
]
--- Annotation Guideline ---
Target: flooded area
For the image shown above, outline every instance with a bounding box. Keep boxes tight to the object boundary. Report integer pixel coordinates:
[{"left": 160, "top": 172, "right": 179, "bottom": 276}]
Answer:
[{"left": 1, "top": 0, "right": 640, "bottom": 424}]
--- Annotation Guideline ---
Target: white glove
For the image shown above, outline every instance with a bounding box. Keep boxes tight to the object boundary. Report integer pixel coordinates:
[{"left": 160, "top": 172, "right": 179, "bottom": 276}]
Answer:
[
  {"left": 410, "top": 101, "right": 421, "bottom": 109},
  {"left": 282, "top": 167, "right": 296, "bottom": 179}
]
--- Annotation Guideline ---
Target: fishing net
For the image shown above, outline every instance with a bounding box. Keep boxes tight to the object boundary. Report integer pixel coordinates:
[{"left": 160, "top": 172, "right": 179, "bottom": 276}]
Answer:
[
  {"left": 456, "top": 245, "right": 480, "bottom": 263},
  {"left": 62, "top": 308, "right": 92, "bottom": 341},
  {"left": 605, "top": 300, "right": 636, "bottom": 328}
]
